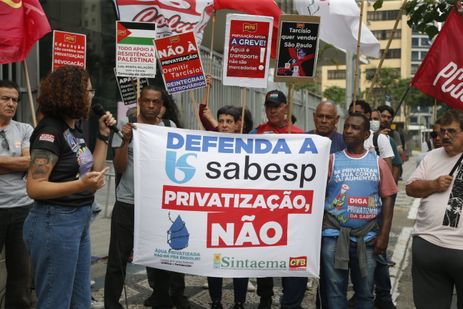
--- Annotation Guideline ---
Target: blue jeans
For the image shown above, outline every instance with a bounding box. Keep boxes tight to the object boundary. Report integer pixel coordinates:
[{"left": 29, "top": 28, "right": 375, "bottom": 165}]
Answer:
[
  {"left": 23, "top": 202, "right": 92, "bottom": 309},
  {"left": 321, "top": 236, "right": 376, "bottom": 309},
  {"left": 374, "top": 252, "right": 393, "bottom": 303}
]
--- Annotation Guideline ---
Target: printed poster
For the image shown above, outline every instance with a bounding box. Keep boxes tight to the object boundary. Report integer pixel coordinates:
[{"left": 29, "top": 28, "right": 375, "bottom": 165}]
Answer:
[
  {"left": 275, "top": 15, "right": 320, "bottom": 83},
  {"left": 116, "top": 21, "right": 157, "bottom": 78},
  {"left": 114, "top": 68, "right": 149, "bottom": 106},
  {"left": 52, "top": 30, "right": 86, "bottom": 70},
  {"left": 154, "top": 31, "right": 206, "bottom": 94},
  {"left": 222, "top": 14, "right": 273, "bottom": 89},
  {"left": 133, "top": 126, "right": 331, "bottom": 278}
]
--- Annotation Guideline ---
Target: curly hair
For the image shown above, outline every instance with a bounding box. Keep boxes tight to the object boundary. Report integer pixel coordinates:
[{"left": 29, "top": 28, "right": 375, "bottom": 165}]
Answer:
[{"left": 38, "top": 66, "right": 91, "bottom": 120}]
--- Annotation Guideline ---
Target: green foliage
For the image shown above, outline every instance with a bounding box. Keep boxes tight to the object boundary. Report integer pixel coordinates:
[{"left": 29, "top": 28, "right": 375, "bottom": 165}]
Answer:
[
  {"left": 373, "top": 0, "right": 457, "bottom": 40},
  {"left": 323, "top": 86, "right": 346, "bottom": 107}
]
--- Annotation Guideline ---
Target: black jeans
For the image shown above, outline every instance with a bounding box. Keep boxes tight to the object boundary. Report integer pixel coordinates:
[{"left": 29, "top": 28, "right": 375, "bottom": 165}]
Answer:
[
  {"left": 104, "top": 201, "right": 135, "bottom": 309},
  {"left": 0, "top": 205, "right": 33, "bottom": 309},
  {"left": 147, "top": 267, "right": 187, "bottom": 306}
]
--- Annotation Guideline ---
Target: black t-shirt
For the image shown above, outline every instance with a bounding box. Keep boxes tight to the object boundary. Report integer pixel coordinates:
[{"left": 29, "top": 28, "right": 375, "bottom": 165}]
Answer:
[{"left": 30, "top": 117, "right": 94, "bottom": 207}]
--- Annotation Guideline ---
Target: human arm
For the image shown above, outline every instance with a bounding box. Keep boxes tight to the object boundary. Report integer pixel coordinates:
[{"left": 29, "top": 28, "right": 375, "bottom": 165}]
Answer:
[
  {"left": 26, "top": 149, "right": 106, "bottom": 200},
  {"left": 406, "top": 176, "right": 452, "bottom": 198},
  {"left": 113, "top": 122, "right": 134, "bottom": 174},
  {"left": 92, "top": 112, "right": 117, "bottom": 172},
  {"left": 199, "top": 75, "right": 218, "bottom": 131},
  {"left": 378, "top": 134, "right": 394, "bottom": 170},
  {"left": 374, "top": 194, "right": 394, "bottom": 255},
  {"left": 0, "top": 148, "right": 30, "bottom": 174}
]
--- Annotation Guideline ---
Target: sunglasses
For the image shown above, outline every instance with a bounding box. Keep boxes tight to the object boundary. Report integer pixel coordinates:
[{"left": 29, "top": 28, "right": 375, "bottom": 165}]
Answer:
[{"left": 430, "top": 131, "right": 438, "bottom": 139}]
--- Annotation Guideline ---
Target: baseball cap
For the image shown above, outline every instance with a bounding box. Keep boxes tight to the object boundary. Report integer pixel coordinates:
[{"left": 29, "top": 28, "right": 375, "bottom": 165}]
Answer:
[{"left": 264, "top": 90, "right": 287, "bottom": 107}]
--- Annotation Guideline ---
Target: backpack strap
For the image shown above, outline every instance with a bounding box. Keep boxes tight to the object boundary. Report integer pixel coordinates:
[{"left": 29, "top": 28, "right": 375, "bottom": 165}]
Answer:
[
  {"left": 373, "top": 132, "right": 380, "bottom": 156},
  {"left": 162, "top": 119, "right": 171, "bottom": 127}
]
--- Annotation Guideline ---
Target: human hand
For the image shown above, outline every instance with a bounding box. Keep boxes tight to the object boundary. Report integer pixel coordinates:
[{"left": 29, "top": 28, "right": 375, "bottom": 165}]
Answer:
[
  {"left": 121, "top": 123, "right": 136, "bottom": 143},
  {"left": 98, "top": 112, "right": 117, "bottom": 137},
  {"left": 202, "top": 105, "right": 214, "bottom": 121},
  {"left": 205, "top": 74, "right": 212, "bottom": 88},
  {"left": 434, "top": 175, "right": 453, "bottom": 192},
  {"left": 81, "top": 167, "right": 109, "bottom": 192},
  {"left": 373, "top": 233, "right": 389, "bottom": 256}
]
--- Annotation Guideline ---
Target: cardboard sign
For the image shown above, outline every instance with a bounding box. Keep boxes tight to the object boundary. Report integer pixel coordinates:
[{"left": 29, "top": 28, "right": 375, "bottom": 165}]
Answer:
[
  {"left": 222, "top": 14, "right": 273, "bottom": 89},
  {"left": 132, "top": 126, "right": 330, "bottom": 278},
  {"left": 116, "top": 21, "right": 157, "bottom": 78},
  {"left": 52, "top": 30, "right": 86, "bottom": 70},
  {"left": 114, "top": 68, "right": 149, "bottom": 106},
  {"left": 275, "top": 15, "right": 320, "bottom": 83},
  {"left": 154, "top": 31, "right": 206, "bottom": 94}
]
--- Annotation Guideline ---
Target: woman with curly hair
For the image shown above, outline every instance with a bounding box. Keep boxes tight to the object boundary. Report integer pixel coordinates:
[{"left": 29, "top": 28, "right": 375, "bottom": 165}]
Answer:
[{"left": 23, "top": 65, "right": 116, "bottom": 308}]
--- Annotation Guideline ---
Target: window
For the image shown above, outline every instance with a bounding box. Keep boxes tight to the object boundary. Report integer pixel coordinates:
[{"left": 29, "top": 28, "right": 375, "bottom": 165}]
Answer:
[
  {"left": 381, "top": 48, "right": 401, "bottom": 59},
  {"left": 372, "top": 30, "right": 401, "bottom": 40},
  {"left": 368, "top": 10, "right": 400, "bottom": 21},
  {"left": 421, "top": 38, "right": 431, "bottom": 46},
  {"left": 328, "top": 70, "right": 346, "bottom": 80},
  {"left": 365, "top": 68, "right": 400, "bottom": 81},
  {"left": 411, "top": 64, "right": 419, "bottom": 75},
  {"left": 412, "top": 38, "right": 419, "bottom": 47},
  {"left": 412, "top": 51, "right": 419, "bottom": 61}
]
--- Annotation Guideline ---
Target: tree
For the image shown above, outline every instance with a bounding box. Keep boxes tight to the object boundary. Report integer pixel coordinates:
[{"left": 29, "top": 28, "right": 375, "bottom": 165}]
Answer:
[
  {"left": 373, "top": 0, "right": 457, "bottom": 39},
  {"left": 323, "top": 86, "right": 346, "bottom": 107}
]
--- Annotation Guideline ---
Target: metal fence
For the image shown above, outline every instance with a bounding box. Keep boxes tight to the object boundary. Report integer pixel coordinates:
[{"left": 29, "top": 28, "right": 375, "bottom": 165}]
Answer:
[{"left": 172, "top": 47, "right": 322, "bottom": 131}]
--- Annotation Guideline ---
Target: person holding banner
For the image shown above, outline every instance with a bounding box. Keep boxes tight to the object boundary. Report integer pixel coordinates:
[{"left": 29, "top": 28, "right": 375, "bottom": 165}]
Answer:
[
  {"left": 249, "top": 90, "right": 306, "bottom": 309},
  {"left": 23, "top": 65, "right": 115, "bottom": 308},
  {"left": 104, "top": 85, "right": 190, "bottom": 309},
  {"left": 321, "top": 113, "right": 397, "bottom": 309},
  {"left": 406, "top": 110, "right": 463, "bottom": 309}
]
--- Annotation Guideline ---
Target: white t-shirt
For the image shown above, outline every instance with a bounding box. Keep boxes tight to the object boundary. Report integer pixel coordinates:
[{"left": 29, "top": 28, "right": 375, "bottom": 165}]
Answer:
[
  {"left": 407, "top": 147, "right": 463, "bottom": 250},
  {"left": 364, "top": 131, "right": 394, "bottom": 159}
]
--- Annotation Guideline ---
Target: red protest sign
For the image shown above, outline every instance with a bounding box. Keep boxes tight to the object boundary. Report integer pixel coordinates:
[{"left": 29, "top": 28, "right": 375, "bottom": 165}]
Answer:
[
  {"left": 411, "top": 10, "right": 463, "bottom": 110},
  {"left": 52, "top": 30, "right": 86, "bottom": 70},
  {"left": 223, "top": 14, "right": 273, "bottom": 88},
  {"left": 155, "top": 31, "right": 206, "bottom": 94}
]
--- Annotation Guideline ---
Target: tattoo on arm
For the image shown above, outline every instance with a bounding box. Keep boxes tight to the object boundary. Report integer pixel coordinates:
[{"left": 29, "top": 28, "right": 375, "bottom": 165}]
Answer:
[{"left": 29, "top": 150, "right": 58, "bottom": 180}]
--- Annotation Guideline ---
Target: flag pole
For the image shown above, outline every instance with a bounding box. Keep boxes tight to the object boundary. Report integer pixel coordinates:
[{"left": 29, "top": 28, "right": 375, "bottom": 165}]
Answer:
[
  {"left": 366, "top": 0, "right": 407, "bottom": 102},
  {"left": 206, "top": 10, "right": 216, "bottom": 107},
  {"left": 22, "top": 60, "right": 37, "bottom": 127},
  {"left": 392, "top": 84, "right": 411, "bottom": 122},
  {"left": 136, "top": 78, "right": 140, "bottom": 116},
  {"left": 240, "top": 88, "right": 247, "bottom": 134},
  {"left": 287, "top": 83, "right": 294, "bottom": 134},
  {"left": 352, "top": 0, "right": 365, "bottom": 107}
]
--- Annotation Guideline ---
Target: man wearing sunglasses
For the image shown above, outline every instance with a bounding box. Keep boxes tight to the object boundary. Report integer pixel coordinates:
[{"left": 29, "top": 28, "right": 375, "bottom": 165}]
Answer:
[
  {"left": 0, "top": 80, "right": 34, "bottom": 308},
  {"left": 406, "top": 109, "right": 463, "bottom": 309},
  {"left": 416, "top": 119, "right": 443, "bottom": 167}
]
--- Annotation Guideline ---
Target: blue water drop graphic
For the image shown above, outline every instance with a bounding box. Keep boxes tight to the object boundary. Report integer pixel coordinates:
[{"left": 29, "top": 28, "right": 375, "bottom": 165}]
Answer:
[{"left": 167, "top": 214, "right": 189, "bottom": 250}]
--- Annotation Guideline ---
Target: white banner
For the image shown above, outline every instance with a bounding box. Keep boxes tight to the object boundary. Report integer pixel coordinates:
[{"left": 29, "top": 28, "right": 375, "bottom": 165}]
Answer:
[{"left": 133, "top": 125, "right": 331, "bottom": 278}]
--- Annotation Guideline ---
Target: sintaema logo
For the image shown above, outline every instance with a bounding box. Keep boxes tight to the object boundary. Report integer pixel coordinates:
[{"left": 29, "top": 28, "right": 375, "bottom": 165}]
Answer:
[{"left": 213, "top": 256, "right": 287, "bottom": 270}]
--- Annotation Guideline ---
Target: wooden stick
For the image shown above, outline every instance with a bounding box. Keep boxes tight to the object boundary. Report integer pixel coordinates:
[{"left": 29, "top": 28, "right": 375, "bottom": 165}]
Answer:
[
  {"left": 352, "top": 0, "right": 365, "bottom": 105},
  {"left": 205, "top": 11, "right": 216, "bottom": 107},
  {"left": 136, "top": 78, "right": 140, "bottom": 116},
  {"left": 287, "top": 84, "right": 294, "bottom": 134},
  {"left": 22, "top": 60, "right": 37, "bottom": 127},
  {"left": 366, "top": 0, "right": 407, "bottom": 101},
  {"left": 189, "top": 90, "right": 204, "bottom": 130},
  {"left": 240, "top": 88, "right": 247, "bottom": 134}
]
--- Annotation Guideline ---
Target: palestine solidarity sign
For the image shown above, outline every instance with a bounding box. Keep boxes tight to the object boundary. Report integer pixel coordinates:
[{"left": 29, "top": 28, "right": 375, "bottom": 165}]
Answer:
[
  {"left": 275, "top": 15, "right": 320, "bottom": 83},
  {"left": 116, "top": 21, "right": 156, "bottom": 78},
  {"left": 222, "top": 14, "right": 273, "bottom": 89},
  {"left": 132, "top": 125, "right": 330, "bottom": 278}
]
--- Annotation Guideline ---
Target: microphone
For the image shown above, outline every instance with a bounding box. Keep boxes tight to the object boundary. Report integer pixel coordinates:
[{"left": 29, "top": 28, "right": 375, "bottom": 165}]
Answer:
[{"left": 92, "top": 103, "right": 124, "bottom": 139}]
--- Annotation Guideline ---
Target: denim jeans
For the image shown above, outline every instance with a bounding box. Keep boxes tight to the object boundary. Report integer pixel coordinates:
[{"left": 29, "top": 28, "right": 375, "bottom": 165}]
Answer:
[
  {"left": 0, "top": 205, "right": 33, "bottom": 309},
  {"left": 23, "top": 202, "right": 92, "bottom": 309},
  {"left": 321, "top": 236, "right": 376, "bottom": 309},
  {"left": 374, "top": 251, "right": 393, "bottom": 303}
]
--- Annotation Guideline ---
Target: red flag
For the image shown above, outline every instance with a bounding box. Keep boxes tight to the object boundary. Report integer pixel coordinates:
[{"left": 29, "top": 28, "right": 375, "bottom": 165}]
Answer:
[
  {"left": 214, "top": 0, "right": 281, "bottom": 58},
  {"left": 0, "top": 0, "right": 51, "bottom": 64},
  {"left": 411, "top": 9, "right": 463, "bottom": 110}
]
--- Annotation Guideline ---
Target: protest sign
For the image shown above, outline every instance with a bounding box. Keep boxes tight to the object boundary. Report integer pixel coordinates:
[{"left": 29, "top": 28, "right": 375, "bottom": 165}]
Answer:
[
  {"left": 222, "top": 14, "right": 273, "bottom": 89},
  {"left": 114, "top": 68, "right": 149, "bottom": 106},
  {"left": 275, "top": 15, "right": 320, "bottom": 83},
  {"left": 116, "top": 21, "right": 156, "bottom": 78},
  {"left": 117, "top": 101, "right": 136, "bottom": 123},
  {"left": 52, "top": 30, "right": 86, "bottom": 70},
  {"left": 133, "top": 126, "right": 330, "bottom": 278},
  {"left": 154, "top": 31, "right": 206, "bottom": 94}
]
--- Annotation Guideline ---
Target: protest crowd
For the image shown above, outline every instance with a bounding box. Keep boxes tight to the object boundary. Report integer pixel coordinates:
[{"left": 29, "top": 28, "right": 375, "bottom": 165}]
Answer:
[{"left": 1, "top": 1, "right": 463, "bottom": 309}]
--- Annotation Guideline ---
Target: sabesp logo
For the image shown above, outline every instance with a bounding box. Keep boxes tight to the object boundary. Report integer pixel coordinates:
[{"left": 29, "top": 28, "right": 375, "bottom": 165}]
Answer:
[{"left": 165, "top": 151, "right": 197, "bottom": 184}]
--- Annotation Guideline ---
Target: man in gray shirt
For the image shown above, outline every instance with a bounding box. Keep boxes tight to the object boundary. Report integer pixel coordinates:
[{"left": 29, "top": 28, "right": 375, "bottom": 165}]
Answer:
[{"left": 0, "top": 80, "right": 34, "bottom": 308}]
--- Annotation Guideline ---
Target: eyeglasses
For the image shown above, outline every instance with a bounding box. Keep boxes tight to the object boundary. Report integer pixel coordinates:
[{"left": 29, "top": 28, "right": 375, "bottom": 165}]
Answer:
[
  {"left": 87, "top": 89, "right": 96, "bottom": 98},
  {"left": 430, "top": 131, "right": 439, "bottom": 139},
  {"left": 439, "top": 128, "right": 462, "bottom": 138},
  {"left": 0, "top": 130, "right": 9, "bottom": 151}
]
